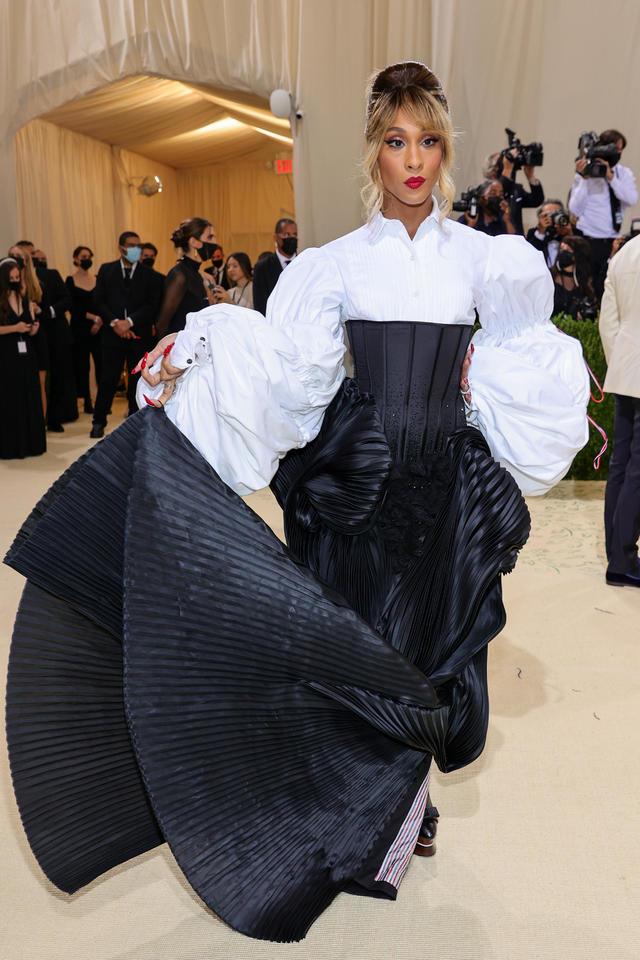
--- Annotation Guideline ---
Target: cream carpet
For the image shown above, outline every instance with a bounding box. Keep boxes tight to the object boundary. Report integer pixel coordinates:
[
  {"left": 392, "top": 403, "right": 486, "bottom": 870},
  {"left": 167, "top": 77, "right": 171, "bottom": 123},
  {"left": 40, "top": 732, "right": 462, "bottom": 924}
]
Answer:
[{"left": 1, "top": 406, "right": 638, "bottom": 960}]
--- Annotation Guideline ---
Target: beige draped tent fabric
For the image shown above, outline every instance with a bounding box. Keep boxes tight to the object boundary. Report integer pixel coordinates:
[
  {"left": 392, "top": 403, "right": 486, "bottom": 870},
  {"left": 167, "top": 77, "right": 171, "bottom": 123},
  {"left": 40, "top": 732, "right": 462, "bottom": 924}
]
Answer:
[
  {"left": 14, "top": 116, "right": 294, "bottom": 274},
  {"left": 2, "top": 0, "right": 640, "bottom": 262}
]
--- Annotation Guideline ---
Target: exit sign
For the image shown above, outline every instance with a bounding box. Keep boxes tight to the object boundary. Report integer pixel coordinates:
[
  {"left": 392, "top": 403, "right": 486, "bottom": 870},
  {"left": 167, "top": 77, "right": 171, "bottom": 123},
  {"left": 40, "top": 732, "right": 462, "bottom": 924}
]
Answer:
[{"left": 276, "top": 157, "right": 292, "bottom": 174}]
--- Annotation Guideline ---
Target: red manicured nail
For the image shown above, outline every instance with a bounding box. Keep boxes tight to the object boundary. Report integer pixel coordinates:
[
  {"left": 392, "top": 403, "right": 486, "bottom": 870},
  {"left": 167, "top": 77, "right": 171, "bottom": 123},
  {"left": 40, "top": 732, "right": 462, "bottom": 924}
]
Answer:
[
  {"left": 143, "top": 395, "right": 156, "bottom": 407},
  {"left": 163, "top": 343, "right": 174, "bottom": 357},
  {"left": 141, "top": 353, "right": 148, "bottom": 370},
  {"left": 470, "top": 343, "right": 475, "bottom": 354}
]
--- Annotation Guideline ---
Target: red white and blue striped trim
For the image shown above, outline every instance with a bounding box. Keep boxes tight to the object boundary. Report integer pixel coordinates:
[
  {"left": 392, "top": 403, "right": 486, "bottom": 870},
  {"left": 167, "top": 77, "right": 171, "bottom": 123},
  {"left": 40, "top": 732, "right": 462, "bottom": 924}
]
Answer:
[{"left": 374, "top": 766, "right": 431, "bottom": 888}]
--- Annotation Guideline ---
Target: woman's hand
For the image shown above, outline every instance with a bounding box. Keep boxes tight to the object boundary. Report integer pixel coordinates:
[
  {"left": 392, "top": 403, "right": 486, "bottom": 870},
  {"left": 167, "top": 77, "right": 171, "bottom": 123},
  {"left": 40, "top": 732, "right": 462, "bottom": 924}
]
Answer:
[
  {"left": 132, "top": 333, "right": 184, "bottom": 407},
  {"left": 15, "top": 320, "right": 32, "bottom": 334},
  {"left": 29, "top": 320, "right": 39, "bottom": 336},
  {"left": 460, "top": 344, "right": 473, "bottom": 403},
  {"left": 213, "top": 285, "right": 231, "bottom": 304}
]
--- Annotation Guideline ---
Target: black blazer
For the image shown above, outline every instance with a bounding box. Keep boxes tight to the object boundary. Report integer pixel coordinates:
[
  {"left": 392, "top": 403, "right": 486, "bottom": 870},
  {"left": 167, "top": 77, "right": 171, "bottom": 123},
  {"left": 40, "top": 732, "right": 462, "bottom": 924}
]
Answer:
[
  {"left": 525, "top": 228, "right": 550, "bottom": 262},
  {"left": 252, "top": 253, "right": 283, "bottom": 316},
  {"left": 94, "top": 260, "right": 161, "bottom": 343},
  {"left": 38, "top": 267, "right": 72, "bottom": 318}
]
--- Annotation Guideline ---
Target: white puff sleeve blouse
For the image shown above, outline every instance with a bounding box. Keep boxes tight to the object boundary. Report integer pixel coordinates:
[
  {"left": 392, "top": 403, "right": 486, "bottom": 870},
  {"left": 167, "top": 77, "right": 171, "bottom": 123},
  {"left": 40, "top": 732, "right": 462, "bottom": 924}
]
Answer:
[
  {"left": 469, "top": 235, "right": 590, "bottom": 495},
  {"left": 139, "top": 209, "right": 589, "bottom": 496}
]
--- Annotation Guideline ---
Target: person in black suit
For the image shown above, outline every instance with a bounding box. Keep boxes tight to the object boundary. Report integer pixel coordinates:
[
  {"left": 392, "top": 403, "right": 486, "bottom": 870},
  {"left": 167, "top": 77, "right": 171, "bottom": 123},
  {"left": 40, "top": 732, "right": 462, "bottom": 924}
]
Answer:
[
  {"left": 252, "top": 218, "right": 297, "bottom": 315},
  {"left": 31, "top": 248, "right": 77, "bottom": 429},
  {"left": 484, "top": 150, "right": 544, "bottom": 236},
  {"left": 139, "top": 242, "right": 166, "bottom": 322},
  {"left": 90, "top": 231, "right": 161, "bottom": 438},
  {"left": 204, "top": 244, "right": 230, "bottom": 290},
  {"left": 525, "top": 199, "right": 574, "bottom": 269}
]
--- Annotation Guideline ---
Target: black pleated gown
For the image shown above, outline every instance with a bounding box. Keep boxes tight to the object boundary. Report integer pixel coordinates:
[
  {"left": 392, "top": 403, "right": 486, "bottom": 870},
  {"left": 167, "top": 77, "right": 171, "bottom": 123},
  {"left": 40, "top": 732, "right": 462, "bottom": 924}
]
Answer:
[{"left": 5, "top": 320, "right": 530, "bottom": 941}]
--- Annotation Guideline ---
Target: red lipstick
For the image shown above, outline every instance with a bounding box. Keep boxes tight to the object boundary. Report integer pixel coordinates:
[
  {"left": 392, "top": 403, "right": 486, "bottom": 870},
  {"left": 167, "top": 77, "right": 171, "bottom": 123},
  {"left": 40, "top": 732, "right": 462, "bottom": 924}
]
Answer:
[{"left": 405, "top": 177, "right": 425, "bottom": 189}]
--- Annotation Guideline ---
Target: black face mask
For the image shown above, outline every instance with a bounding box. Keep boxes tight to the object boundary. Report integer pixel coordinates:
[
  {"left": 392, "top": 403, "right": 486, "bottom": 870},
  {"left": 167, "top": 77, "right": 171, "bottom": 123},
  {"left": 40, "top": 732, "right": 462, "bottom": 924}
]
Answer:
[
  {"left": 79, "top": 258, "right": 93, "bottom": 270},
  {"left": 485, "top": 196, "right": 503, "bottom": 216},
  {"left": 13, "top": 255, "right": 25, "bottom": 270},
  {"left": 557, "top": 250, "right": 575, "bottom": 270},
  {"left": 34, "top": 260, "right": 47, "bottom": 272},
  {"left": 212, "top": 257, "right": 224, "bottom": 269},
  {"left": 280, "top": 236, "right": 298, "bottom": 257},
  {"left": 9, "top": 279, "right": 21, "bottom": 291},
  {"left": 141, "top": 257, "right": 155, "bottom": 268},
  {"left": 198, "top": 241, "right": 216, "bottom": 262}
]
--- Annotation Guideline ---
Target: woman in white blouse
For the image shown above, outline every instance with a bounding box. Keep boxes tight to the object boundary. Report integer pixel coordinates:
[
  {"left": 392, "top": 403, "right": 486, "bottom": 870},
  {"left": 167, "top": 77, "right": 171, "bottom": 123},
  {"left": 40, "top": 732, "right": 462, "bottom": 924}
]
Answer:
[{"left": 6, "top": 63, "right": 589, "bottom": 943}]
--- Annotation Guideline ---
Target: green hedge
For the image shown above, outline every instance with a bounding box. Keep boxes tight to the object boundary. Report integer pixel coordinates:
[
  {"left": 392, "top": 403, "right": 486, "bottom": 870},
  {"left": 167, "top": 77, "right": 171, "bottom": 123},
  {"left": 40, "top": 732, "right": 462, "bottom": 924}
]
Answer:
[{"left": 551, "top": 313, "right": 611, "bottom": 480}]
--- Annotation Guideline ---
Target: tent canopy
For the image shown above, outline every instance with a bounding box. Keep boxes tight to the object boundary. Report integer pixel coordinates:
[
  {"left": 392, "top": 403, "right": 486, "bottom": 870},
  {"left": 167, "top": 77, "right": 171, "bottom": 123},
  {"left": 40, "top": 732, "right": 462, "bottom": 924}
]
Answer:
[{"left": 40, "top": 75, "right": 293, "bottom": 168}]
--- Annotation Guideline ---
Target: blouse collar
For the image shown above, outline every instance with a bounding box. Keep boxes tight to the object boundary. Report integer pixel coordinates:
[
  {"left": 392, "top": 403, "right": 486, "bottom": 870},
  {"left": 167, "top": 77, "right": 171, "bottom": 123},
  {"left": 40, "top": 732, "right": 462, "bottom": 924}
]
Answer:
[{"left": 367, "top": 196, "right": 442, "bottom": 244}]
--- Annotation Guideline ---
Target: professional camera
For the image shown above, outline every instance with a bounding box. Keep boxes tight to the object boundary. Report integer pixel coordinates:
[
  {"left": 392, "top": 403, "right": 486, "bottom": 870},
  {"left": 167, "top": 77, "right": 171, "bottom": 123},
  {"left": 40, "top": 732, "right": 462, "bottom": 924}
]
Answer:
[
  {"left": 611, "top": 216, "right": 640, "bottom": 253},
  {"left": 576, "top": 131, "right": 621, "bottom": 179},
  {"left": 502, "top": 128, "right": 544, "bottom": 170},
  {"left": 549, "top": 210, "right": 570, "bottom": 230},
  {"left": 545, "top": 209, "right": 570, "bottom": 237},
  {"left": 452, "top": 187, "right": 479, "bottom": 218},
  {"left": 574, "top": 297, "right": 598, "bottom": 321}
]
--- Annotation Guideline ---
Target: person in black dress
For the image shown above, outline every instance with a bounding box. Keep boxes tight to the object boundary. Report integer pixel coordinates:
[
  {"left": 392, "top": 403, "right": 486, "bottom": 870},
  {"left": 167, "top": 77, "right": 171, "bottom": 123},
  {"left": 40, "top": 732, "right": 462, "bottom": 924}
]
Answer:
[
  {"left": 0, "top": 258, "right": 46, "bottom": 458},
  {"left": 65, "top": 246, "right": 102, "bottom": 415},
  {"left": 552, "top": 235, "right": 597, "bottom": 319},
  {"left": 90, "top": 231, "right": 161, "bottom": 438},
  {"left": 154, "top": 218, "right": 216, "bottom": 338},
  {"left": 7, "top": 245, "right": 49, "bottom": 417}
]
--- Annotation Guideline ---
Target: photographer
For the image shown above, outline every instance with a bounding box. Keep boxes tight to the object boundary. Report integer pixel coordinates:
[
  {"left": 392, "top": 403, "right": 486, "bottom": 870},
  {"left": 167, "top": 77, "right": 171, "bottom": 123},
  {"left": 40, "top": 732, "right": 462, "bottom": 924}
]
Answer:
[
  {"left": 569, "top": 128, "right": 638, "bottom": 298},
  {"left": 551, "top": 236, "right": 597, "bottom": 320},
  {"left": 458, "top": 180, "right": 516, "bottom": 236},
  {"left": 485, "top": 146, "right": 544, "bottom": 235},
  {"left": 526, "top": 199, "right": 573, "bottom": 268}
]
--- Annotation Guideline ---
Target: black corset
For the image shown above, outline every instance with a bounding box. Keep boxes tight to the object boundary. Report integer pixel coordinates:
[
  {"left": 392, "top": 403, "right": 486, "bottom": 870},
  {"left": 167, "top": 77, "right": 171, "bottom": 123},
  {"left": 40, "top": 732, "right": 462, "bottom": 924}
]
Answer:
[{"left": 345, "top": 319, "right": 472, "bottom": 462}]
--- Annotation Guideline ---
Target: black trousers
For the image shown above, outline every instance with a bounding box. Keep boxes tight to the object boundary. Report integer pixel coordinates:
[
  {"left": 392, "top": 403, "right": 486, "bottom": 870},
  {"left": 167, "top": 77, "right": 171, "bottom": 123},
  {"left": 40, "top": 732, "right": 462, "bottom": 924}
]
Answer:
[
  {"left": 604, "top": 394, "right": 640, "bottom": 573},
  {"left": 93, "top": 335, "right": 150, "bottom": 425},
  {"left": 71, "top": 334, "right": 102, "bottom": 400},
  {"left": 587, "top": 236, "right": 613, "bottom": 301}
]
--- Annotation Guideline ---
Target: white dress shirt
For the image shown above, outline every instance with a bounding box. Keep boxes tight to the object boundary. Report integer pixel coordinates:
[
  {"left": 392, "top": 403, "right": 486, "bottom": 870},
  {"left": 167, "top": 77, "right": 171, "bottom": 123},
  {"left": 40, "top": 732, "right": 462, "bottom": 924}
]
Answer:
[
  {"left": 569, "top": 163, "right": 638, "bottom": 238},
  {"left": 275, "top": 248, "right": 295, "bottom": 270},
  {"left": 140, "top": 200, "right": 589, "bottom": 497}
]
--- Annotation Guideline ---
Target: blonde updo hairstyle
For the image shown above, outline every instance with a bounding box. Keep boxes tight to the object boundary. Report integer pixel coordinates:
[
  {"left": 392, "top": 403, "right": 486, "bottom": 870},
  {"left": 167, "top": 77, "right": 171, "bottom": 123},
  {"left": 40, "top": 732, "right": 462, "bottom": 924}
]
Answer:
[{"left": 362, "top": 61, "right": 455, "bottom": 224}]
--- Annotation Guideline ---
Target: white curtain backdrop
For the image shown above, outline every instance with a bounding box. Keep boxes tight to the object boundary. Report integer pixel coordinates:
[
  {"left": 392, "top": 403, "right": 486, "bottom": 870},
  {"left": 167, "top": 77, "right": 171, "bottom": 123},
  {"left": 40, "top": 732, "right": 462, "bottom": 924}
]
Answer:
[{"left": 3, "top": 0, "right": 640, "bottom": 258}]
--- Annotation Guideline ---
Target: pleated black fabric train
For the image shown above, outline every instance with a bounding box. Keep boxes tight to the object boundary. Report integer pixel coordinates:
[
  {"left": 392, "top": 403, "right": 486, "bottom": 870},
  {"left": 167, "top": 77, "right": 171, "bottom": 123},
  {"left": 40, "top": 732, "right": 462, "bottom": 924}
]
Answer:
[{"left": 5, "top": 320, "right": 531, "bottom": 942}]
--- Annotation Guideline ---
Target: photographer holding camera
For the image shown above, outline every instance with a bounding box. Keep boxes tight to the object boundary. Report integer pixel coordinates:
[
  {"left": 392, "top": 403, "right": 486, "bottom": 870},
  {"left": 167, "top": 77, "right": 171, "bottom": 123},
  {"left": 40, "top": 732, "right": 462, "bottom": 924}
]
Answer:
[
  {"left": 484, "top": 131, "right": 545, "bottom": 235},
  {"left": 457, "top": 180, "right": 516, "bottom": 236},
  {"left": 526, "top": 199, "right": 573, "bottom": 268},
  {"left": 569, "top": 128, "right": 638, "bottom": 299}
]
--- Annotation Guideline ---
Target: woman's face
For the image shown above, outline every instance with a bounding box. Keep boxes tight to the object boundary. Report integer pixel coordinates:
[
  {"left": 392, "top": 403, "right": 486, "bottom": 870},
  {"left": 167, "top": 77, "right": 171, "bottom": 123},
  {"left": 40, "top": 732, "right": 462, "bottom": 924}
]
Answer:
[
  {"left": 225, "top": 257, "right": 243, "bottom": 284},
  {"left": 377, "top": 108, "right": 443, "bottom": 212},
  {"left": 9, "top": 266, "right": 20, "bottom": 285},
  {"left": 74, "top": 248, "right": 91, "bottom": 267},
  {"left": 8, "top": 246, "right": 25, "bottom": 270}
]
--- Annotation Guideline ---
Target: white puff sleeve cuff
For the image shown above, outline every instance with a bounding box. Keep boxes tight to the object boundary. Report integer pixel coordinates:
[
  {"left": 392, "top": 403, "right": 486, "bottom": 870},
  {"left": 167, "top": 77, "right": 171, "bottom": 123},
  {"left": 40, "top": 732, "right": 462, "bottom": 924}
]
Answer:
[
  {"left": 469, "top": 236, "right": 590, "bottom": 496},
  {"left": 138, "top": 249, "right": 346, "bottom": 495}
]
